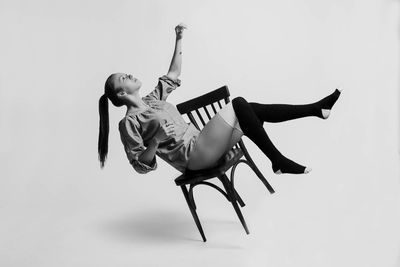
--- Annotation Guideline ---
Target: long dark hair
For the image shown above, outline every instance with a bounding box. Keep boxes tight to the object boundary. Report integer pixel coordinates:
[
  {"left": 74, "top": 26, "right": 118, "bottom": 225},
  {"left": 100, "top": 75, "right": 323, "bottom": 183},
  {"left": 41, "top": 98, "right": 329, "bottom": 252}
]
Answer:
[{"left": 98, "top": 74, "right": 124, "bottom": 168}]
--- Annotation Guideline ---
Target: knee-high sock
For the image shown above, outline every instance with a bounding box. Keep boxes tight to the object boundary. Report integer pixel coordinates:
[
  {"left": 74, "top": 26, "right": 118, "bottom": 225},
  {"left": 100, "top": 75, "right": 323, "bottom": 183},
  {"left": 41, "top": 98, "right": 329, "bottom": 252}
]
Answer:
[
  {"left": 231, "top": 96, "right": 307, "bottom": 174},
  {"left": 248, "top": 102, "right": 318, "bottom": 123},
  {"left": 248, "top": 89, "right": 341, "bottom": 123}
]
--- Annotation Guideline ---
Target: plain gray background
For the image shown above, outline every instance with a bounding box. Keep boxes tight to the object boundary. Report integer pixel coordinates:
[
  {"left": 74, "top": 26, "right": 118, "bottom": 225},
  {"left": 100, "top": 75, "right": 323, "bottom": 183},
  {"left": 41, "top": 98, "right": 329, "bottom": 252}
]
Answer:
[{"left": 1, "top": 0, "right": 399, "bottom": 266}]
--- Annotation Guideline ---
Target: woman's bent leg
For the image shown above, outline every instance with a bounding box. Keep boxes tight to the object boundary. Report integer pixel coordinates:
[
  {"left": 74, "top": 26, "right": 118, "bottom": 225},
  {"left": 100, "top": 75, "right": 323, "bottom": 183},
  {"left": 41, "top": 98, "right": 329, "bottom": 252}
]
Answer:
[{"left": 232, "top": 96, "right": 311, "bottom": 175}]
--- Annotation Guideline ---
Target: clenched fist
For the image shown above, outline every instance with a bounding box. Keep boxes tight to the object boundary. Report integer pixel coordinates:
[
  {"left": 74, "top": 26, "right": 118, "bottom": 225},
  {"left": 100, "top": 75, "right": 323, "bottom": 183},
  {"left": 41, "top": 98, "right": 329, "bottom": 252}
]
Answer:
[
  {"left": 175, "top": 23, "right": 187, "bottom": 39},
  {"left": 154, "top": 119, "right": 176, "bottom": 142}
]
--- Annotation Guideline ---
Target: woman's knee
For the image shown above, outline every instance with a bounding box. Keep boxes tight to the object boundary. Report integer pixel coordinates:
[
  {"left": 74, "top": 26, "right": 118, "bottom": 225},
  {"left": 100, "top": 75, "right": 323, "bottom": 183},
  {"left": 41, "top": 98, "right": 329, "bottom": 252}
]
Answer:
[
  {"left": 232, "top": 96, "right": 263, "bottom": 133},
  {"left": 232, "top": 96, "right": 248, "bottom": 106},
  {"left": 232, "top": 96, "right": 252, "bottom": 115},
  {"left": 232, "top": 96, "right": 252, "bottom": 118}
]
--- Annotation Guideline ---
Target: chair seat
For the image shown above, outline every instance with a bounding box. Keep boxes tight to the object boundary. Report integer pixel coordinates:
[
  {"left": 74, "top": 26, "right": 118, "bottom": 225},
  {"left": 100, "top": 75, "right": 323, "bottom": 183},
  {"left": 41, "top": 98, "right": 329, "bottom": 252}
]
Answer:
[{"left": 175, "top": 147, "right": 244, "bottom": 186}]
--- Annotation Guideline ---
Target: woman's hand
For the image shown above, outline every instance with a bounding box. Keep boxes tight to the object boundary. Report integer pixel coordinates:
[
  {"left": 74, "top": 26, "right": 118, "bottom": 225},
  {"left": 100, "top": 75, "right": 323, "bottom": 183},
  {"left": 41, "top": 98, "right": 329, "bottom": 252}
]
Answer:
[
  {"left": 175, "top": 23, "right": 187, "bottom": 39},
  {"left": 154, "top": 120, "right": 176, "bottom": 143}
]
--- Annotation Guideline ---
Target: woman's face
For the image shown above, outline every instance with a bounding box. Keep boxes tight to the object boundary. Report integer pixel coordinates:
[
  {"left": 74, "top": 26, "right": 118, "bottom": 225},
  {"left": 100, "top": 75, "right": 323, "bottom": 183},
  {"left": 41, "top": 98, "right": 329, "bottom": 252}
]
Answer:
[{"left": 112, "top": 72, "right": 142, "bottom": 96}]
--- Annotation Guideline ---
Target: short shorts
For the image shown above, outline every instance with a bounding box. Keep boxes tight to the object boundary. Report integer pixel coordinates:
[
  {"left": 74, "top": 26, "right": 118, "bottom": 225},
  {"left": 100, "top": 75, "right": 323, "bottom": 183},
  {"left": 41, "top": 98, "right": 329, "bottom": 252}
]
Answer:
[{"left": 216, "top": 101, "right": 243, "bottom": 133}]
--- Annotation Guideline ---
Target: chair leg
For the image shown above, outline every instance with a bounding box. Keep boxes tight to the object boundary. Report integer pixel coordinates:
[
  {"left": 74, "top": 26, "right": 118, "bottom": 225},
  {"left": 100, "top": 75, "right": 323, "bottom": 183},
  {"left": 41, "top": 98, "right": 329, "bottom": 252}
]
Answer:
[
  {"left": 233, "top": 187, "right": 245, "bottom": 208},
  {"left": 248, "top": 161, "right": 275, "bottom": 194},
  {"left": 180, "top": 185, "right": 207, "bottom": 242},
  {"left": 188, "top": 184, "right": 197, "bottom": 210},
  {"left": 239, "top": 140, "right": 275, "bottom": 194},
  {"left": 219, "top": 174, "right": 250, "bottom": 235},
  {"left": 230, "top": 163, "right": 246, "bottom": 207}
]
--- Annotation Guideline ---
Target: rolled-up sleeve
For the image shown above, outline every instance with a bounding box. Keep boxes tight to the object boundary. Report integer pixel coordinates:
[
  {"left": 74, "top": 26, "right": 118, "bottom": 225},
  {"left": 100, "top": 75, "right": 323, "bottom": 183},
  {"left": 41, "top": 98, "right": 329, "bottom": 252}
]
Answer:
[
  {"left": 144, "top": 75, "right": 181, "bottom": 101},
  {"left": 119, "top": 117, "right": 158, "bottom": 174}
]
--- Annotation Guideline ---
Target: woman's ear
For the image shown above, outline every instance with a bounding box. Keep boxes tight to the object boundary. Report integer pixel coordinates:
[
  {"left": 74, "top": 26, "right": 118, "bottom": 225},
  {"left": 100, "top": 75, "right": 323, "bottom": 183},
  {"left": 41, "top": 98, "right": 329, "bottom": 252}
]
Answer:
[{"left": 117, "top": 91, "right": 126, "bottom": 97}]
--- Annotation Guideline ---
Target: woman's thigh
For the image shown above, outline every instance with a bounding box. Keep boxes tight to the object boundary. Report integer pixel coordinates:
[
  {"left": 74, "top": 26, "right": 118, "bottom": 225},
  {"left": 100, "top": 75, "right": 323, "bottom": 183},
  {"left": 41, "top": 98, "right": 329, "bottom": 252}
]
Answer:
[{"left": 187, "top": 113, "right": 243, "bottom": 170}]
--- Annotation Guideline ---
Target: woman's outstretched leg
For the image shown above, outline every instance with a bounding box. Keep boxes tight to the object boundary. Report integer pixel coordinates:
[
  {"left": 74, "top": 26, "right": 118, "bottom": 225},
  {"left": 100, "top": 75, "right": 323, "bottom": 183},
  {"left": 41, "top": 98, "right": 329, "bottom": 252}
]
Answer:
[
  {"left": 249, "top": 89, "right": 342, "bottom": 123},
  {"left": 232, "top": 96, "right": 311, "bottom": 175}
]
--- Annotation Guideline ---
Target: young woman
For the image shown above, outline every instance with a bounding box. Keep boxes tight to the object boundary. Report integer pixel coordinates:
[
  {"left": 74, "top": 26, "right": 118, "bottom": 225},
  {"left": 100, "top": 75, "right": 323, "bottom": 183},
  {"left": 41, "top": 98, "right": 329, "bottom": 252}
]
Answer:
[{"left": 98, "top": 23, "right": 342, "bottom": 175}]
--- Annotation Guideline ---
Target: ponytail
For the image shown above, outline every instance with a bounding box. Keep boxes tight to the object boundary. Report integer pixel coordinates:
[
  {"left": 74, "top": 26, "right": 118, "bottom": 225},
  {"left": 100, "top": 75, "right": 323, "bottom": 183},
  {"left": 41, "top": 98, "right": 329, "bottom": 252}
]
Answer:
[
  {"left": 98, "top": 94, "right": 109, "bottom": 168},
  {"left": 98, "top": 73, "right": 125, "bottom": 168}
]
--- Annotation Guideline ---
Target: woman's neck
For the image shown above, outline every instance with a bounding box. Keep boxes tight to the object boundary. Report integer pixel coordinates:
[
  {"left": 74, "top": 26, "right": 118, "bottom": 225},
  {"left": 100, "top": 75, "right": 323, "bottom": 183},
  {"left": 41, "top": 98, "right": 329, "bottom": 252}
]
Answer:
[{"left": 125, "top": 97, "right": 148, "bottom": 114}]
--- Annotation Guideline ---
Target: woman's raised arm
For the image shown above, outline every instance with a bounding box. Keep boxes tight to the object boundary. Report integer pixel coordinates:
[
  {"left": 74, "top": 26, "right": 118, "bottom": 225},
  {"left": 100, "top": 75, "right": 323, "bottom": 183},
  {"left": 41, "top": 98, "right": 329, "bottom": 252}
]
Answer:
[{"left": 167, "top": 23, "right": 187, "bottom": 80}]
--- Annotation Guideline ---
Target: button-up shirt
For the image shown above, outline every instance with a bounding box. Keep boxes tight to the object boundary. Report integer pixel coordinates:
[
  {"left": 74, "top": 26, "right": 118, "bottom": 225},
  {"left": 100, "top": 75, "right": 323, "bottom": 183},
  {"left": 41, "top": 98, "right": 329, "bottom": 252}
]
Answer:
[{"left": 118, "top": 75, "right": 200, "bottom": 174}]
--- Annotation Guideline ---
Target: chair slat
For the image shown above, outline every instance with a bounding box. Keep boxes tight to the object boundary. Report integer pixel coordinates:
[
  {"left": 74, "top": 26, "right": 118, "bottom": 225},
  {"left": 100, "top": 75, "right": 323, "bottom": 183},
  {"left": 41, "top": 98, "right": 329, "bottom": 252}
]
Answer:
[
  {"left": 188, "top": 112, "right": 200, "bottom": 130},
  {"left": 195, "top": 109, "right": 206, "bottom": 126},
  {"left": 203, "top": 106, "right": 212, "bottom": 120},
  {"left": 217, "top": 100, "right": 223, "bottom": 109},
  {"left": 210, "top": 103, "right": 218, "bottom": 115}
]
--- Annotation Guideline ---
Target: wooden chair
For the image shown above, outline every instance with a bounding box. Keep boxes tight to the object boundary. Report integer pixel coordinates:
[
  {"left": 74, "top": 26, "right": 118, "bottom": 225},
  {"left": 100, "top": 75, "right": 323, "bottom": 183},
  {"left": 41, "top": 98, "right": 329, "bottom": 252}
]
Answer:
[{"left": 175, "top": 85, "right": 275, "bottom": 242}]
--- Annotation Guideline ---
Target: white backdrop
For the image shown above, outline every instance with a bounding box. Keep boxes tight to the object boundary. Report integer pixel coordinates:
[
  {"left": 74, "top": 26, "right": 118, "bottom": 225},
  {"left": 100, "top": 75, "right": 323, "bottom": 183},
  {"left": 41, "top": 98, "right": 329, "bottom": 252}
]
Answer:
[{"left": 1, "top": 0, "right": 399, "bottom": 266}]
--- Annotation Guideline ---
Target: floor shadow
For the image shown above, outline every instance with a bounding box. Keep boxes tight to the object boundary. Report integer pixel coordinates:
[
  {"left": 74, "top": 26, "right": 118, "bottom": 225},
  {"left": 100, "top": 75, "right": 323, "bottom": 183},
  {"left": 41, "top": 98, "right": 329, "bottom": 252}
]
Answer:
[{"left": 98, "top": 209, "right": 240, "bottom": 245}]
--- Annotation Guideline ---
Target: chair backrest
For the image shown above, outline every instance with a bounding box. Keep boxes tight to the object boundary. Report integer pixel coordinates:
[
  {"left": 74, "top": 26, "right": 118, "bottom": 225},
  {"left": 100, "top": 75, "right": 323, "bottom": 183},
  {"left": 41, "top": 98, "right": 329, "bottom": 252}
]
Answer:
[{"left": 176, "top": 85, "right": 240, "bottom": 150}]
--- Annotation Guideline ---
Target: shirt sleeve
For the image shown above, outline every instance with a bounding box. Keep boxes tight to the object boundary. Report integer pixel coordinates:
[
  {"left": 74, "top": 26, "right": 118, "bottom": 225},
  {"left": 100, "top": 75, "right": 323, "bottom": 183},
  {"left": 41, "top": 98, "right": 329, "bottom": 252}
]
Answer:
[
  {"left": 119, "top": 116, "right": 158, "bottom": 174},
  {"left": 144, "top": 75, "right": 181, "bottom": 101}
]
